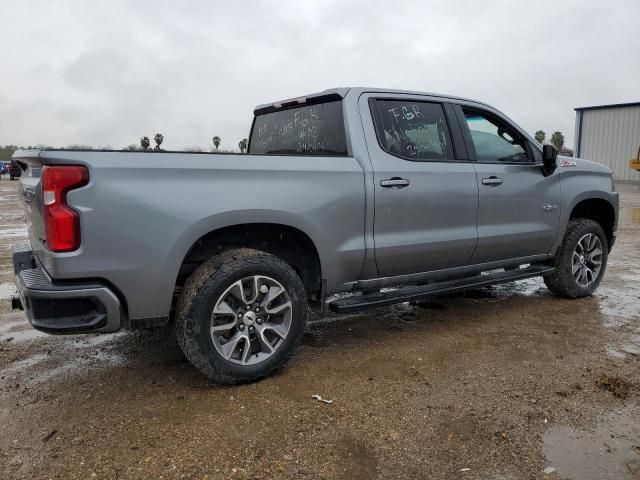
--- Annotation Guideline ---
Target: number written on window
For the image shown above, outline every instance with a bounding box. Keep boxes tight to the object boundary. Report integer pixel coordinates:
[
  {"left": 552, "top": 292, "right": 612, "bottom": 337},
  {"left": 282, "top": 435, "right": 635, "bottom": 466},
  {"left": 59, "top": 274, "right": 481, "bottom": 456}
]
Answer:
[
  {"left": 372, "top": 100, "right": 454, "bottom": 161},
  {"left": 249, "top": 101, "right": 348, "bottom": 156}
]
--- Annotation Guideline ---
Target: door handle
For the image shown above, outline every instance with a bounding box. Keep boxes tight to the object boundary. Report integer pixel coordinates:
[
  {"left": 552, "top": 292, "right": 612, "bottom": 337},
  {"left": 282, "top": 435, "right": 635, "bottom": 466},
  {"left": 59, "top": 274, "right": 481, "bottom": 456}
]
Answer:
[
  {"left": 380, "top": 177, "right": 410, "bottom": 188},
  {"left": 481, "top": 176, "right": 503, "bottom": 186}
]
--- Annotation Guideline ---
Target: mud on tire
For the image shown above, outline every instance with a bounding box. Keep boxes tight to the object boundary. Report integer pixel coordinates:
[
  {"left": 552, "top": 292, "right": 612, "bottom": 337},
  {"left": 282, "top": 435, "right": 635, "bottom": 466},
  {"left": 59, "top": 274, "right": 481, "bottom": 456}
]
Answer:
[
  {"left": 544, "top": 218, "right": 608, "bottom": 298},
  {"left": 175, "top": 248, "right": 307, "bottom": 384}
]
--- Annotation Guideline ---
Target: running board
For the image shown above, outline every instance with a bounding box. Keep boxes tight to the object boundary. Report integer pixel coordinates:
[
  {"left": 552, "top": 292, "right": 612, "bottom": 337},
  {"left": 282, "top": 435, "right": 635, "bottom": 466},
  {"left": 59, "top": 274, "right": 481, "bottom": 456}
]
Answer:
[{"left": 328, "top": 265, "right": 555, "bottom": 313}]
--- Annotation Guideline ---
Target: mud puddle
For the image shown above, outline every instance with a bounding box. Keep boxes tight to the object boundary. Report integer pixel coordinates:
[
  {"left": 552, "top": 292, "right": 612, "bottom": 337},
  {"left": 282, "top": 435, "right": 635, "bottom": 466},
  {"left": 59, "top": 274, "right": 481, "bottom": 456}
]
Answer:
[
  {"left": 0, "top": 282, "right": 16, "bottom": 300},
  {"left": 543, "top": 404, "right": 640, "bottom": 479},
  {"left": 1, "top": 310, "right": 130, "bottom": 388},
  {"left": 619, "top": 206, "right": 640, "bottom": 226}
]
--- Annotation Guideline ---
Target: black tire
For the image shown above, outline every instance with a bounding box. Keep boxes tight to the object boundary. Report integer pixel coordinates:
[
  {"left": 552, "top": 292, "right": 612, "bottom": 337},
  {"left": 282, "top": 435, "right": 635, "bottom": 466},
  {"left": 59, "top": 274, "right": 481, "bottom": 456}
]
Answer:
[
  {"left": 175, "top": 248, "right": 307, "bottom": 384},
  {"left": 544, "top": 218, "right": 608, "bottom": 298}
]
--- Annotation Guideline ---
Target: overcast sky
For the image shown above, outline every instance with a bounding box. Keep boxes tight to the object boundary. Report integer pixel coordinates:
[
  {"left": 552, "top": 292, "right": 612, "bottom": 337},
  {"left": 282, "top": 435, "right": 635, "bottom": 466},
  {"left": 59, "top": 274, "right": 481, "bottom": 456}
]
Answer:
[{"left": 1, "top": 0, "right": 638, "bottom": 152}]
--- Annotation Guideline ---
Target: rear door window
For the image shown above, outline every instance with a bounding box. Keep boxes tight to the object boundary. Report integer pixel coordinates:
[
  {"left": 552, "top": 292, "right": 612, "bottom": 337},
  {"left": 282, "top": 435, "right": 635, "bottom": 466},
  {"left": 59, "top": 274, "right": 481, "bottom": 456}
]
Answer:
[
  {"left": 371, "top": 100, "right": 455, "bottom": 161},
  {"left": 249, "top": 101, "right": 348, "bottom": 156}
]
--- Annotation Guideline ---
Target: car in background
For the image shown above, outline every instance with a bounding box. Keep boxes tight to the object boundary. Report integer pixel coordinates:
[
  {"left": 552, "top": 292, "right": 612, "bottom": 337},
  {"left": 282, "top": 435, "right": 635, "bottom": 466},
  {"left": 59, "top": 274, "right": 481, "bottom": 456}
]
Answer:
[
  {"left": 0, "top": 161, "right": 7, "bottom": 175},
  {"left": 9, "top": 160, "right": 21, "bottom": 180}
]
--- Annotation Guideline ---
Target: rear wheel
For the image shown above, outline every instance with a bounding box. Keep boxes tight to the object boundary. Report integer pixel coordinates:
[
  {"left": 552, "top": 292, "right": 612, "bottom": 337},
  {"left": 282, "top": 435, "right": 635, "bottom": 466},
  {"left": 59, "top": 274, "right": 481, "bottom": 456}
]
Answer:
[
  {"left": 544, "top": 218, "right": 608, "bottom": 298},
  {"left": 175, "top": 248, "right": 307, "bottom": 384}
]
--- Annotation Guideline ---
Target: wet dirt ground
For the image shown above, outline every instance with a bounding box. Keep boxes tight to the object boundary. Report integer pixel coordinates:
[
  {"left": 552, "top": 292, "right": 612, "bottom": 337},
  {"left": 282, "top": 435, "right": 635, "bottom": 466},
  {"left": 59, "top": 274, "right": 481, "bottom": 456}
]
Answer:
[{"left": 0, "top": 179, "right": 638, "bottom": 480}]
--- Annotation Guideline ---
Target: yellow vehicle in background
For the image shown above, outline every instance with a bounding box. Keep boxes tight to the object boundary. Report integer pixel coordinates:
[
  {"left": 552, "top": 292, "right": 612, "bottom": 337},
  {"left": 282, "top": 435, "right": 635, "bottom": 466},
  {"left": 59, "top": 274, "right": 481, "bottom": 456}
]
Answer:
[{"left": 631, "top": 146, "right": 640, "bottom": 172}]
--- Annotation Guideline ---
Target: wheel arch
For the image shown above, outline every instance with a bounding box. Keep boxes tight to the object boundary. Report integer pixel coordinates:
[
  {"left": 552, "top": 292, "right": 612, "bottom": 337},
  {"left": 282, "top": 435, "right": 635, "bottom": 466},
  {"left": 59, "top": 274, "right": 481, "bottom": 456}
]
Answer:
[
  {"left": 568, "top": 197, "right": 616, "bottom": 249},
  {"left": 173, "top": 222, "right": 323, "bottom": 300}
]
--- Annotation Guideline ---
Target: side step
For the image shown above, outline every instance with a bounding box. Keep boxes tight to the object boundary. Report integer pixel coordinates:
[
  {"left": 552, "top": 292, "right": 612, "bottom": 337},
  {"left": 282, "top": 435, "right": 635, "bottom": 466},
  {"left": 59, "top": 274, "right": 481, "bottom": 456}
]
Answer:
[{"left": 328, "top": 265, "right": 555, "bottom": 313}]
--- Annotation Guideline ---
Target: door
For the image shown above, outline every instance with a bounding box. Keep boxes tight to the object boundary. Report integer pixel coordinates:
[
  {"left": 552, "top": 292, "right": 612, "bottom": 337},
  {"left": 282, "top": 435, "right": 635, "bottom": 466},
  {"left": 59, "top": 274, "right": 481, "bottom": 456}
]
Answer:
[
  {"left": 458, "top": 106, "right": 561, "bottom": 263},
  {"left": 361, "top": 96, "right": 479, "bottom": 277}
]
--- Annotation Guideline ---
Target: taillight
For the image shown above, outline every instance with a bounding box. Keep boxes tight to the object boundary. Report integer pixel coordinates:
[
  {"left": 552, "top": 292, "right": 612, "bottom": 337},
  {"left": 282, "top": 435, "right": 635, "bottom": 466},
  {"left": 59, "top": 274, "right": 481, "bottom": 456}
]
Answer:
[{"left": 42, "top": 165, "right": 89, "bottom": 252}]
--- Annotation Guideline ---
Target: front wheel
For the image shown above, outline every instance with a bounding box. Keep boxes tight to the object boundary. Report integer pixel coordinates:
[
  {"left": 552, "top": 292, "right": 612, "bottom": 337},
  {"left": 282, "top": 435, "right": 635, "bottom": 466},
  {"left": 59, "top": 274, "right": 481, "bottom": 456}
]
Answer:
[
  {"left": 175, "top": 248, "right": 307, "bottom": 384},
  {"left": 544, "top": 218, "right": 608, "bottom": 298}
]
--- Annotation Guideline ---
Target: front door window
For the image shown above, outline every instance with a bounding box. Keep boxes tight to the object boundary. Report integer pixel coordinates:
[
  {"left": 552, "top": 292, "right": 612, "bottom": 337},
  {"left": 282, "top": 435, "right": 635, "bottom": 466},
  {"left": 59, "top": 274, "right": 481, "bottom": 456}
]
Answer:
[{"left": 463, "top": 109, "right": 530, "bottom": 163}]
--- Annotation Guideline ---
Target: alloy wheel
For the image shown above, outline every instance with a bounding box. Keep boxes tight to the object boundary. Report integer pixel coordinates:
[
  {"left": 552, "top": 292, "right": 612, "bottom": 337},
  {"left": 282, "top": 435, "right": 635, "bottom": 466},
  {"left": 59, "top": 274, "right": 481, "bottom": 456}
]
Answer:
[
  {"left": 210, "top": 275, "right": 292, "bottom": 365},
  {"left": 572, "top": 233, "right": 603, "bottom": 287}
]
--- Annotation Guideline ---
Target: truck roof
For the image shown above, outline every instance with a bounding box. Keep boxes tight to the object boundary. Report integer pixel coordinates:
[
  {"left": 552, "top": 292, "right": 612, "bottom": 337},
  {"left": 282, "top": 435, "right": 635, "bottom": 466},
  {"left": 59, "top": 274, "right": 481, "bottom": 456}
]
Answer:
[{"left": 254, "top": 87, "right": 492, "bottom": 114}]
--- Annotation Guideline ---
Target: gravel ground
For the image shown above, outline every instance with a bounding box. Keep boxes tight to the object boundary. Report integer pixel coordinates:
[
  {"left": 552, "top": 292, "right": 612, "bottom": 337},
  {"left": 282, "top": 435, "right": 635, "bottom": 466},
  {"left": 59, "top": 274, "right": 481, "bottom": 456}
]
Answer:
[{"left": 0, "top": 178, "right": 639, "bottom": 480}]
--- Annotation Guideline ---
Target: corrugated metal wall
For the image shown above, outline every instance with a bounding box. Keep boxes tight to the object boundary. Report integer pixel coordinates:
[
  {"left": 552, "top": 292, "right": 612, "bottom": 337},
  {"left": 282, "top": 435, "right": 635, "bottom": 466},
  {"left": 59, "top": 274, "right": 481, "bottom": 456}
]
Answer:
[{"left": 575, "top": 105, "right": 640, "bottom": 182}]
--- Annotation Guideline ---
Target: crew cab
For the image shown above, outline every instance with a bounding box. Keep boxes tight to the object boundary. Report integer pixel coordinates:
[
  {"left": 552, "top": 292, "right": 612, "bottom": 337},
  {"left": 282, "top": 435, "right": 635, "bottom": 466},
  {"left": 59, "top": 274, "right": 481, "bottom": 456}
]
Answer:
[{"left": 12, "top": 87, "right": 619, "bottom": 384}]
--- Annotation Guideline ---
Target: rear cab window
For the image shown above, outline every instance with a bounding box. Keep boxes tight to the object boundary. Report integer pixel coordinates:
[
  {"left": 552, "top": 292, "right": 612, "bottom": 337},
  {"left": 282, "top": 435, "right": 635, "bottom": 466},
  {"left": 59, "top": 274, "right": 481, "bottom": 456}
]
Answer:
[
  {"left": 371, "top": 100, "right": 455, "bottom": 161},
  {"left": 248, "top": 100, "right": 348, "bottom": 156}
]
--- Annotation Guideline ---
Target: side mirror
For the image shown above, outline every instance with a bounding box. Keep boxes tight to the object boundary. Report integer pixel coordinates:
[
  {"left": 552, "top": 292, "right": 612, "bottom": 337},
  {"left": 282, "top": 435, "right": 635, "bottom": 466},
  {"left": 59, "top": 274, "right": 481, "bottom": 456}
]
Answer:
[{"left": 542, "top": 144, "right": 557, "bottom": 168}]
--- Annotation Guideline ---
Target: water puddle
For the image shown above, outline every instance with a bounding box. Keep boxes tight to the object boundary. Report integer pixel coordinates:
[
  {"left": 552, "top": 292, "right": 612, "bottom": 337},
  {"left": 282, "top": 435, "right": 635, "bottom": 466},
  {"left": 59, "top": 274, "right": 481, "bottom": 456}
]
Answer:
[
  {"left": 597, "top": 285, "right": 640, "bottom": 326},
  {"left": 0, "top": 328, "right": 48, "bottom": 343},
  {"left": 620, "top": 340, "right": 640, "bottom": 356},
  {"left": 606, "top": 347, "right": 627, "bottom": 359},
  {"left": 619, "top": 206, "right": 640, "bottom": 226},
  {"left": 543, "top": 405, "right": 640, "bottom": 479},
  {"left": 0, "top": 226, "right": 27, "bottom": 238},
  {"left": 0, "top": 282, "right": 16, "bottom": 300},
  {"left": 0, "top": 316, "right": 24, "bottom": 335},
  {"left": 1, "top": 353, "right": 48, "bottom": 374},
  {"left": 19, "top": 351, "right": 126, "bottom": 387},
  {"left": 63, "top": 330, "right": 128, "bottom": 348},
  {"left": 595, "top": 257, "right": 640, "bottom": 358},
  {"left": 0, "top": 331, "right": 129, "bottom": 386},
  {"left": 461, "top": 277, "right": 548, "bottom": 302}
]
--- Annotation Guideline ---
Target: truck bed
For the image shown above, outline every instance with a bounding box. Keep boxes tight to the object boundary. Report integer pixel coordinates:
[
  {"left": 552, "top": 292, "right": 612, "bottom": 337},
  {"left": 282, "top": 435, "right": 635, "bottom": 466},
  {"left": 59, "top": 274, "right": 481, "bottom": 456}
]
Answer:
[{"left": 14, "top": 148, "right": 366, "bottom": 321}]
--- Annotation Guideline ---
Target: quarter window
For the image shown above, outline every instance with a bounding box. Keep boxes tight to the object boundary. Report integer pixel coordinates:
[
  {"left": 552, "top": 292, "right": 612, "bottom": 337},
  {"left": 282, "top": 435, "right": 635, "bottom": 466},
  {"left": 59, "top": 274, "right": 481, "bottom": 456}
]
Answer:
[
  {"left": 462, "top": 109, "right": 529, "bottom": 163},
  {"left": 372, "top": 100, "right": 455, "bottom": 161}
]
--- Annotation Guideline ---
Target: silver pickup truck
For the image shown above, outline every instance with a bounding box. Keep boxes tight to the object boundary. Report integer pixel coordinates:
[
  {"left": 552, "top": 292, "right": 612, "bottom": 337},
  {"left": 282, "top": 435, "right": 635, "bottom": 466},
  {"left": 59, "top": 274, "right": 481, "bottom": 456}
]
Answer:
[{"left": 12, "top": 87, "right": 619, "bottom": 384}]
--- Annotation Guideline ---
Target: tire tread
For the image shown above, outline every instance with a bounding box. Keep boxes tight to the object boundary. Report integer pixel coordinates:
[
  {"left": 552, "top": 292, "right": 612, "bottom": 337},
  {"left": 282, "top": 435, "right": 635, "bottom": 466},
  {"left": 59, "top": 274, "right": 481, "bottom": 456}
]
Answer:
[
  {"left": 544, "top": 218, "right": 608, "bottom": 298},
  {"left": 175, "top": 248, "right": 306, "bottom": 384}
]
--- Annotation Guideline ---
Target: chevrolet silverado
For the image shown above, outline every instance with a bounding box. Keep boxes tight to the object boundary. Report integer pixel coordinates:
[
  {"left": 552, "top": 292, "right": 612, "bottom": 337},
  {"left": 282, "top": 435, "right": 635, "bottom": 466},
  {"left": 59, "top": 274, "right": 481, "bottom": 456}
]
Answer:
[{"left": 12, "top": 87, "right": 619, "bottom": 384}]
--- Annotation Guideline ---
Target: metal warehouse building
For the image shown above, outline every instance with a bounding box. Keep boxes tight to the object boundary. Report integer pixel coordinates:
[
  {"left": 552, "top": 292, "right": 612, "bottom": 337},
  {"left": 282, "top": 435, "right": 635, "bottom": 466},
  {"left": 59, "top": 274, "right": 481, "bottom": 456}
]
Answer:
[{"left": 574, "top": 102, "right": 640, "bottom": 182}]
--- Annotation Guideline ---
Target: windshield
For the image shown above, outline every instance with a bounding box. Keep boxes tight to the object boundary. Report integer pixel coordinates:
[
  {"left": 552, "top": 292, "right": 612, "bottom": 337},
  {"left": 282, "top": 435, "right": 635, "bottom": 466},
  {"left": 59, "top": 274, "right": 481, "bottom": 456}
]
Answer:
[{"left": 249, "top": 101, "right": 348, "bottom": 156}]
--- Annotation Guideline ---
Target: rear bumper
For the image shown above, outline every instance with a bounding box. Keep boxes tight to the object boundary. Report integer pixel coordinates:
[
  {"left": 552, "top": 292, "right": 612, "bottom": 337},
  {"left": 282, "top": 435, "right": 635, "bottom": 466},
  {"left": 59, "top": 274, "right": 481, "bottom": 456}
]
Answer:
[{"left": 12, "top": 241, "right": 122, "bottom": 334}]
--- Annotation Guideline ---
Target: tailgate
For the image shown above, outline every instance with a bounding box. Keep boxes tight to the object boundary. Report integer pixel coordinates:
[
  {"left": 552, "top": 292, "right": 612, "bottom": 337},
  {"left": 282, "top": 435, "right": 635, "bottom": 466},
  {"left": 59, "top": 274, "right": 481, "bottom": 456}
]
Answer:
[{"left": 12, "top": 150, "right": 47, "bottom": 259}]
